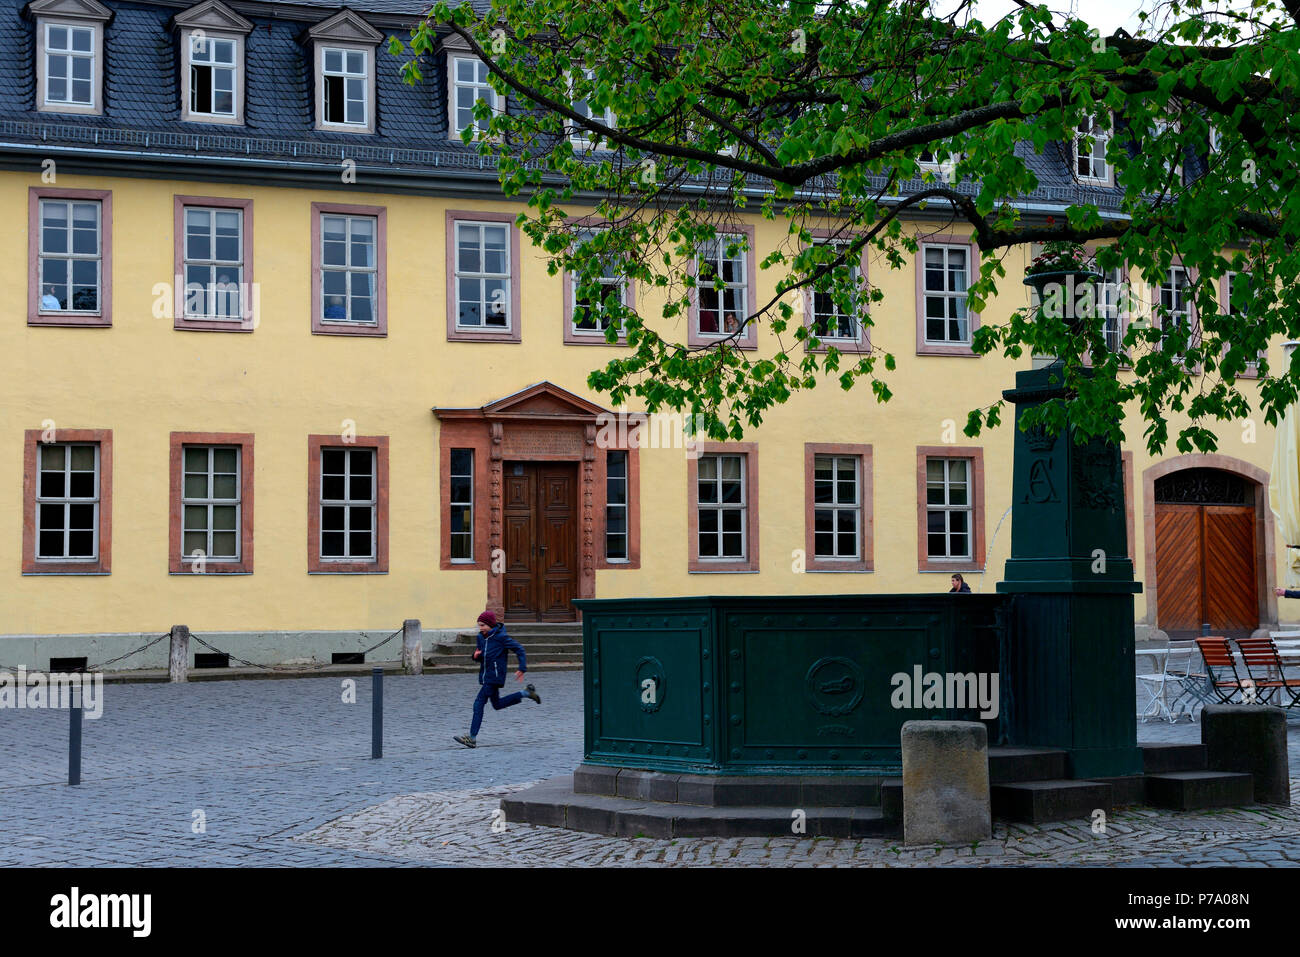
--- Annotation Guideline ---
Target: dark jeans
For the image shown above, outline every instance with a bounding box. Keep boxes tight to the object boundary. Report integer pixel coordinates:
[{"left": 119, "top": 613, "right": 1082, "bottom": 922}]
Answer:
[{"left": 471, "top": 683, "right": 523, "bottom": 737}]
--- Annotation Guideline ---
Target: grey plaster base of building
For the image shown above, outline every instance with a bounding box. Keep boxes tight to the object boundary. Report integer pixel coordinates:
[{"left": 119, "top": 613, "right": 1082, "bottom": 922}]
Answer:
[
  {"left": 0, "top": 629, "right": 464, "bottom": 672},
  {"left": 901, "top": 720, "right": 992, "bottom": 845}
]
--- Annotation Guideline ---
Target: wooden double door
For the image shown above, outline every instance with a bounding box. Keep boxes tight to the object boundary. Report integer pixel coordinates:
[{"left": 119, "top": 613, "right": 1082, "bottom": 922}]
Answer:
[
  {"left": 503, "top": 462, "right": 578, "bottom": 621},
  {"left": 1154, "top": 502, "right": 1258, "bottom": 637}
]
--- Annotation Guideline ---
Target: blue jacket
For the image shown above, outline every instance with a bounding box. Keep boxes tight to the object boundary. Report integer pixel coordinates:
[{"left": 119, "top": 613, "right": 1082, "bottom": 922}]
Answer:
[{"left": 476, "top": 624, "right": 527, "bottom": 687}]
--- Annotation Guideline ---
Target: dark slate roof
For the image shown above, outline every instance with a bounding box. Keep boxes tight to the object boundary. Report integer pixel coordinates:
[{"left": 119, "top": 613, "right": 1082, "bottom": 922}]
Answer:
[{"left": 0, "top": 0, "right": 1161, "bottom": 208}]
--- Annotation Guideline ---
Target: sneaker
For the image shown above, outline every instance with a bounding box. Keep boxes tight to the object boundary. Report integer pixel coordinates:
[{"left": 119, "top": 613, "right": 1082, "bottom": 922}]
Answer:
[
  {"left": 525, "top": 683, "right": 541, "bottom": 704},
  {"left": 453, "top": 734, "right": 477, "bottom": 749}
]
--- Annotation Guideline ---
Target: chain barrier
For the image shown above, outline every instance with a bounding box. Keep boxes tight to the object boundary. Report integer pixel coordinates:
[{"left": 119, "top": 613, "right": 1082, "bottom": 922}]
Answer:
[
  {"left": 1, "top": 627, "right": 405, "bottom": 677},
  {"left": 0, "top": 631, "right": 173, "bottom": 676},
  {"left": 189, "top": 628, "right": 403, "bottom": 674}
]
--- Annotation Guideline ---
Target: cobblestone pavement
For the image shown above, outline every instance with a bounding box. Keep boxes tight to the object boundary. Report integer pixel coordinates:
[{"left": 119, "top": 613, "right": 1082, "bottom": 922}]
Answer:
[{"left": 1, "top": 668, "right": 1297, "bottom": 866}]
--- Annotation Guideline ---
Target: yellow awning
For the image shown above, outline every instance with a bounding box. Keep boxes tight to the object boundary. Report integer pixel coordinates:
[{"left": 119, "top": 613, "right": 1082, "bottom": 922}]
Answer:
[{"left": 1269, "top": 347, "right": 1300, "bottom": 589}]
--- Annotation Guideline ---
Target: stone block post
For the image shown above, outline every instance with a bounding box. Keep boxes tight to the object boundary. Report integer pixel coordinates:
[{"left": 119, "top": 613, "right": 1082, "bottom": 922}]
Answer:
[
  {"left": 168, "top": 625, "right": 189, "bottom": 683},
  {"left": 1202, "top": 704, "right": 1290, "bottom": 805},
  {"left": 401, "top": 619, "right": 423, "bottom": 675},
  {"left": 901, "top": 720, "right": 992, "bottom": 845}
]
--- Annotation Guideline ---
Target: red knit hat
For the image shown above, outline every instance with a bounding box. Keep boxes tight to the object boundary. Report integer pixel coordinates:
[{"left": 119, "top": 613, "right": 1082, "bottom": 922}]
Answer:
[{"left": 477, "top": 609, "right": 497, "bottom": 627}]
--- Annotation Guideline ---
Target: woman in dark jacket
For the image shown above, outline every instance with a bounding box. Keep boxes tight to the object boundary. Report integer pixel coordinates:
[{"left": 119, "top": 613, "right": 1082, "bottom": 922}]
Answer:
[{"left": 949, "top": 573, "right": 972, "bottom": 593}]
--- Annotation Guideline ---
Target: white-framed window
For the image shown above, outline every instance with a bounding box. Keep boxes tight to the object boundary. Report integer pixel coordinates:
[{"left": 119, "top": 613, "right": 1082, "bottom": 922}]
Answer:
[
  {"left": 183, "top": 206, "right": 244, "bottom": 320},
  {"left": 321, "top": 47, "right": 369, "bottom": 128},
  {"left": 697, "top": 234, "right": 748, "bottom": 337},
  {"left": 451, "top": 55, "right": 500, "bottom": 138},
  {"left": 1209, "top": 124, "right": 1223, "bottom": 156},
  {"left": 571, "top": 230, "right": 624, "bottom": 333},
  {"left": 454, "top": 221, "right": 511, "bottom": 330},
  {"left": 922, "top": 244, "right": 970, "bottom": 343},
  {"left": 810, "top": 242, "right": 861, "bottom": 340},
  {"left": 1099, "top": 264, "right": 1127, "bottom": 352},
  {"left": 926, "top": 458, "right": 972, "bottom": 561},
  {"left": 449, "top": 448, "right": 474, "bottom": 562},
  {"left": 43, "top": 22, "right": 95, "bottom": 107},
  {"left": 188, "top": 33, "right": 238, "bottom": 119},
  {"left": 320, "top": 447, "right": 375, "bottom": 561},
  {"left": 36, "top": 442, "right": 99, "bottom": 561},
  {"left": 606, "top": 450, "right": 629, "bottom": 562},
  {"left": 320, "top": 213, "right": 377, "bottom": 324},
  {"left": 1160, "top": 265, "right": 1193, "bottom": 335},
  {"left": 1075, "top": 113, "right": 1110, "bottom": 184},
  {"left": 38, "top": 198, "right": 101, "bottom": 313},
  {"left": 697, "top": 453, "right": 746, "bottom": 560},
  {"left": 569, "top": 68, "right": 615, "bottom": 149},
  {"left": 813, "top": 454, "right": 860, "bottom": 560},
  {"left": 182, "top": 446, "right": 240, "bottom": 562},
  {"left": 1152, "top": 117, "right": 1183, "bottom": 184}
]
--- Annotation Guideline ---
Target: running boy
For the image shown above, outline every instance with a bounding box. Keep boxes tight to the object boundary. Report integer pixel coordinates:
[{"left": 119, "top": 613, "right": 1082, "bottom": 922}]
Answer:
[{"left": 453, "top": 609, "right": 540, "bottom": 748}]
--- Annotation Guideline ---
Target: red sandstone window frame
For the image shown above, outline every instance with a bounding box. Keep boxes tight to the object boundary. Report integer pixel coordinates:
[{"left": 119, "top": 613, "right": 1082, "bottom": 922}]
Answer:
[
  {"left": 437, "top": 430, "right": 490, "bottom": 571},
  {"left": 804, "top": 443, "right": 873, "bottom": 572},
  {"left": 687, "top": 225, "right": 758, "bottom": 350},
  {"left": 915, "top": 237, "right": 981, "bottom": 356},
  {"left": 597, "top": 444, "right": 641, "bottom": 569},
  {"left": 562, "top": 221, "right": 635, "bottom": 346},
  {"left": 169, "top": 432, "right": 254, "bottom": 574},
  {"left": 687, "top": 442, "right": 759, "bottom": 573},
  {"left": 801, "top": 231, "right": 871, "bottom": 354},
  {"left": 28, "top": 186, "right": 113, "bottom": 327},
  {"left": 310, "top": 202, "right": 387, "bottom": 337},
  {"left": 22, "top": 428, "right": 112, "bottom": 575},
  {"left": 173, "top": 195, "right": 255, "bottom": 332},
  {"left": 307, "top": 434, "right": 389, "bottom": 573},
  {"left": 915, "top": 445, "right": 986, "bottom": 574},
  {"left": 1222, "top": 270, "right": 1261, "bottom": 378},
  {"left": 445, "top": 209, "right": 523, "bottom": 343}
]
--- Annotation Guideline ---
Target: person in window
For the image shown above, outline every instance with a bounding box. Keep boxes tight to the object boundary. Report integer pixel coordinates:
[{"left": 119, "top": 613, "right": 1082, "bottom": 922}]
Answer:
[
  {"left": 323, "top": 295, "right": 346, "bottom": 320},
  {"left": 41, "top": 285, "right": 63, "bottom": 311},
  {"left": 949, "top": 573, "right": 971, "bottom": 593},
  {"left": 723, "top": 312, "right": 740, "bottom": 333}
]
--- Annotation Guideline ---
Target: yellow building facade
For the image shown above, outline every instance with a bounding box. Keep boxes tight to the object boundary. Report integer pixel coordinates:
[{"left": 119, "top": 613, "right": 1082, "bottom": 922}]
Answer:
[{"left": 0, "top": 0, "right": 1283, "bottom": 667}]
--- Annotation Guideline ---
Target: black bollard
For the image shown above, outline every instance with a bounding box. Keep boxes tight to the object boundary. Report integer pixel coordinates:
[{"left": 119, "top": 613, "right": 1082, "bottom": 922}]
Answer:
[
  {"left": 371, "top": 666, "right": 383, "bottom": 759},
  {"left": 68, "top": 685, "right": 82, "bottom": 786}
]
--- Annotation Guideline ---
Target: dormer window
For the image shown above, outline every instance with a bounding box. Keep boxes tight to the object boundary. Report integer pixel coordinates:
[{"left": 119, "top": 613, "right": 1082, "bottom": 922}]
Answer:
[
  {"left": 306, "top": 9, "right": 381, "bottom": 134},
  {"left": 322, "top": 48, "right": 368, "bottom": 126},
  {"left": 449, "top": 54, "right": 502, "bottom": 139},
  {"left": 46, "top": 24, "right": 94, "bottom": 105},
  {"left": 31, "top": 0, "right": 111, "bottom": 116},
  {"left": 1075, "top": 113, "right": 1111, "bottom": 185},
  {"left": 174, "top": 2, "right": 251, "bottom": 125},
  {"left": 189, "top": 36, "right": 236, "bottom": 116}
]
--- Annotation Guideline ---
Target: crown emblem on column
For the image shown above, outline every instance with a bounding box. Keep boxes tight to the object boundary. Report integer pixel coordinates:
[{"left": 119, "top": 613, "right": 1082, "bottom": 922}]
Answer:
[{"left": 1024, "top": 424, "right": 1057, "bottom": 452}]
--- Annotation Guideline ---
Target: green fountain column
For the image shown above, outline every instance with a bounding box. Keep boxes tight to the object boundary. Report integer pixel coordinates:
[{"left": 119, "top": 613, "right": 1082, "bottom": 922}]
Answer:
[{"left": 996, "top": 365, "right": 1144, "bottom": 779}]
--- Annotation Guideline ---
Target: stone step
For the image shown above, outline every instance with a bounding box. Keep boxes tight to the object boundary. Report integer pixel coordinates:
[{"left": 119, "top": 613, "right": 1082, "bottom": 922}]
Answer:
[
  {"left": 880, "top": 777, "right": 903, "bottom": 822},
  {"left": 458, "top": 625, "right": 584, "bottom": 640},
  {"left": 419, "top": 661, "right": 582, "bottom": 675},
  {"left": 1144, "top": 771, "right": 1255, "bottom": 811},
  {"left": 987, "top": 746, "right": 1069, "bottom": 784},
  {"left": 572, "top": 764, "right": 883, "bottom": 807},
  {"left": 503, "top": 776, "right": 891, "bottom": 839},
  {"left": 1139, "top": 743, "right": 1208, "bottom": 774},
  {"left": 991, "top": 779, "right": 1113, "bottom": 824},
  {"left": 426, "top": 646, "right": 583, "bottom": 663}
]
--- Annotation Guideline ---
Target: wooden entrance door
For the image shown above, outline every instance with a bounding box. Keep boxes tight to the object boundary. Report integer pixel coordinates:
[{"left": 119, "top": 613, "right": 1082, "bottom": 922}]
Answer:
[
  {"left": 503, "top": 462, "right": 578, "bottom": 621},
  {"left": 1154, "top": 501, "right": 1257, "bottom": 637}
]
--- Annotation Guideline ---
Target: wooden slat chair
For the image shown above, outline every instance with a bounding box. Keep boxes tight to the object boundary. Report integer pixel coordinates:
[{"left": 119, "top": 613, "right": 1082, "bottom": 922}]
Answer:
[
  {"left": 1234, "top": 637, "right": 1300, "bottom": 708},
  {"left": 1194, "top": 636, "right": 1249, "bottom": 704}
]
